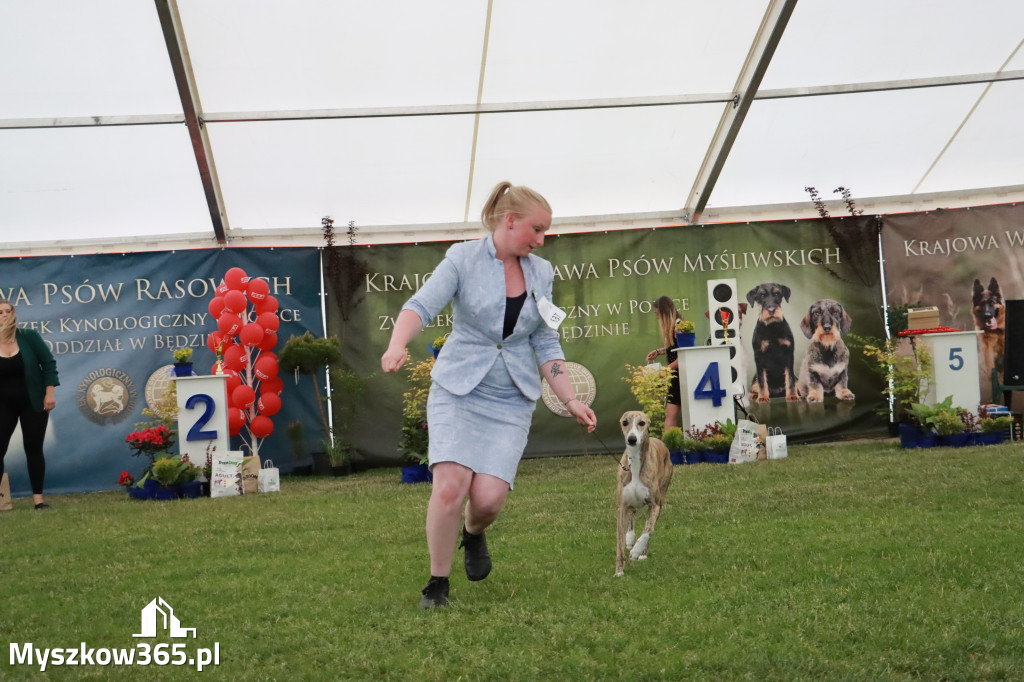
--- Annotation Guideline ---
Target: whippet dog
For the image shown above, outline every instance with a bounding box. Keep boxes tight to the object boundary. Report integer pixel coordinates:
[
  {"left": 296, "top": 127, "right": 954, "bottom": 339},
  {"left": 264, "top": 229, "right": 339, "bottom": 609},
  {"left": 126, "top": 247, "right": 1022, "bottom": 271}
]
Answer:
[{"left": 615, "top": 411, "right": 673, "bottom": 576}]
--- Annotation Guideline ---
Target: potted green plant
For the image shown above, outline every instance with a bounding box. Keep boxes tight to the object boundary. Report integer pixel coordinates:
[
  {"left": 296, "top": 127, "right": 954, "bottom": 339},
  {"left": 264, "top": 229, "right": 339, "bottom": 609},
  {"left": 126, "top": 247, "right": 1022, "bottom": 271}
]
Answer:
[
  {"left": 430, "top": 335, "right": 447, "bottom": 359},
  {"left": 932, "top": 408, "right": 970, "bottom": 447},
  {"left": 661, "top": 427, "right": 686, "bottom": 465},
  {"left": 904, "top": 400, "right": 939, "bottom": 448},
  {"left": 172, "top": 347, "right": 194, "bottom": 377},
  {"left": 674, "top": 318, "right": 696, "bottom": 348},
  {"left": 977, "top": 414, "right": 1012, "bottom": 445},
  {"left": 321, "top": 427, "right": 349, "bottom": 476},
  {"left": 279, "top": 332, "right": 341, "bottom": 472},
  {"left": 680, "top": 435, "right": 702, "bottom": 464},
  {"left": 621, "top": 363, "right": 674, "bottom": 439},
  {"left": 150, "top": 454, "right": 200, "bottom": 499},
  {"left": 703, "top": 433, "right": 734, "bottom": 463},
  {"left": 855, "top": 334, "right": 933, "bottom": 446},
  {"left": 324, "top": 367, "right": 369, "bottom": 476},
  {"left": 399, "top": 356, "right": 433, "bottom": 483},
  {"left": 684, "top": 422, "right": 733, "bottom": 464},
  {"left": 909, "top": 395, "right": 970, "bottom": 447}
]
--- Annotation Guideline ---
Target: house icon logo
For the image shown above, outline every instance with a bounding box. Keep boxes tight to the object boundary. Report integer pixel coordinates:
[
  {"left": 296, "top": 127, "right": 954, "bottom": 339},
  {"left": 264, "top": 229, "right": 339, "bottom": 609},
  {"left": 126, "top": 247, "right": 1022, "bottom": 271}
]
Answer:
[{"left": 133, "top": 597, "right": 197, "bottom": 638}]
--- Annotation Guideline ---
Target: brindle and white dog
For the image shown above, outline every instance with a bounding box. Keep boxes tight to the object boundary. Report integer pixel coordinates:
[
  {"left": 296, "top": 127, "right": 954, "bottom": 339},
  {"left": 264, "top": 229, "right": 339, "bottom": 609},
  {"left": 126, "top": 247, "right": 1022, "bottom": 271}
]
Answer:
[
  {"left": 615, "top": 411, "right": 673, "bottom": 576},
  {"left": 796, "top": 299, "right": 856, "bottom": 403}
]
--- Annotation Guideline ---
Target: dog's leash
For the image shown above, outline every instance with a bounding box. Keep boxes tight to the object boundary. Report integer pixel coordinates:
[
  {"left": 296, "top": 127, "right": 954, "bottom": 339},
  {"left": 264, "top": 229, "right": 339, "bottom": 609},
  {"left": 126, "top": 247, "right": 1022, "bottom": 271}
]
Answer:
[{"left": 576, "top": 424, "right": 630, "bottom": 471}]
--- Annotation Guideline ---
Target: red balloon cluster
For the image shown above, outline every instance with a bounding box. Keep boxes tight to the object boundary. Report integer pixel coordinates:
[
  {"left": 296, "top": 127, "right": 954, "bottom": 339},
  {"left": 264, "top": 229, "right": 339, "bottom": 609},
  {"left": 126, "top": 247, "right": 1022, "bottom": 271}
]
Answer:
[{"left": 207, "top": 266, "right": 282, "bottom": 439}]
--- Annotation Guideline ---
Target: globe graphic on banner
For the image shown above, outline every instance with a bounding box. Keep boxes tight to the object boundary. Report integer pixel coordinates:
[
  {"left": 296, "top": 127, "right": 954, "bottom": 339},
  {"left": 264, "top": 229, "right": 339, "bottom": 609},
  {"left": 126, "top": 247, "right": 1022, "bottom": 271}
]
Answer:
[
  {"left": 541, "top": 361, "right": 597, "bottom": 417},
  {"left": 145, "top": 365, "right": 177, "bottom": 419}
]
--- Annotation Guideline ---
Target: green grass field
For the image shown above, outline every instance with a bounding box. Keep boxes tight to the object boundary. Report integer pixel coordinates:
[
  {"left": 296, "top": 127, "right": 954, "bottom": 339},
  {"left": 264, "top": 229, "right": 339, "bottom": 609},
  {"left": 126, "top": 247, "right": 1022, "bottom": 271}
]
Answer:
[{"left": 2, "top": 440, "right": 1022, "bottom": 681}]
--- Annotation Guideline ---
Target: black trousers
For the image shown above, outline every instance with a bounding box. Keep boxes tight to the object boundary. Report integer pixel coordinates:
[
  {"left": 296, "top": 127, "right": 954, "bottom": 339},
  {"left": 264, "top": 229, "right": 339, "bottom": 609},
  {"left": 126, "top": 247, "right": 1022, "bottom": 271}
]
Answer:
[{"left": 0, "top": 400, "right": 49, "bottom": 495}]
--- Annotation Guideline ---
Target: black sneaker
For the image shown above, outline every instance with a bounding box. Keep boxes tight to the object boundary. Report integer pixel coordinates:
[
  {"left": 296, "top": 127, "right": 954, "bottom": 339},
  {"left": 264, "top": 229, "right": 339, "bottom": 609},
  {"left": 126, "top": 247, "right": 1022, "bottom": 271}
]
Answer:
[
  {"left": 460, "top": 527, "right": 492, "bottom": 581},
  {"left": 34, "top": 502, "right": 51, "bottom": 510},
  {"left": 419, "top": 576, "right": 449, "bottom": 609}
]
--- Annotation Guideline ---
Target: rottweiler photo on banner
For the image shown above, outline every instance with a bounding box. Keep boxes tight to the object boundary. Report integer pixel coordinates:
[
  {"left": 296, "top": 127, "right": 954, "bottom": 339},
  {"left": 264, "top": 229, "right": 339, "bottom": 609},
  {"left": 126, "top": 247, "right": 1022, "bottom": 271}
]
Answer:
[
  {"left": 0, "top": 248, "right": 324, "bottom": 496},
  {"left": 329, "top": 216, "right": 889, "bottom": 469},
  {"left": 881, "top": 202, "right": 1024, "bottom": 406}
]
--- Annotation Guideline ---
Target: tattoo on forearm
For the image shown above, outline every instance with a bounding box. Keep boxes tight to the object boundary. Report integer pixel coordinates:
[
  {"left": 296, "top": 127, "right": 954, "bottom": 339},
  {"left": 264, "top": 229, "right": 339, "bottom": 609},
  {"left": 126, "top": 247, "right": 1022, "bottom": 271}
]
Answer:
[{"left": 550, "top": 362, "right": 563, "bottom": 378}]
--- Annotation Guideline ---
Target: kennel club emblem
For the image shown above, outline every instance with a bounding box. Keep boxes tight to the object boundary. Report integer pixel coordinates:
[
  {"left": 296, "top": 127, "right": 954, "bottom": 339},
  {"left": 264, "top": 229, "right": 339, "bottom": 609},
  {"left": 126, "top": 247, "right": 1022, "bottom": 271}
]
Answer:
[
  {"left": 540, "top": 361, "right": 597, "bottom": 417},
  {"left": 77, "top": 368, "right": 137, "bottom": 425}
]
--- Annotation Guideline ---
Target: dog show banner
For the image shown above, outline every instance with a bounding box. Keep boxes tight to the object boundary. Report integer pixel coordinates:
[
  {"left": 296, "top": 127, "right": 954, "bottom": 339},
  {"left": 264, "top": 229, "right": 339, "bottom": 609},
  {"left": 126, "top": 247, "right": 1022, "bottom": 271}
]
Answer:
[
  {"left": 8, "top": 204, "right": 959, "bottom": 495},
  {"left": 881, "top": 202, "right": 1024, "bottom": 405},
  {"left": 329, "top": 217, "right": 890, "bottom": 467},
  {"left": 0, "top": 248, "right": 324, "bottom": 496}
]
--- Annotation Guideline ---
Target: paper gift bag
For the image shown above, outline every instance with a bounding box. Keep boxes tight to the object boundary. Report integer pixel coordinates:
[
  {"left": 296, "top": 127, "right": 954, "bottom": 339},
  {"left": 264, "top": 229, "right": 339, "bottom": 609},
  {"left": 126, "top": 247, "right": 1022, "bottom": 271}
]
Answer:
[
  {"left": 241, "top": 456, "right": 260, "bottom": 495},
  {"left": 755, "top": 423, "right": 768, "bottom": 461},
  {"left": 766, "top": 427, "right": 789, "bottom": 460},
  {"left": 0, "top": 473, "right": 12, "bottom": 511},
  {"left": 258, "top": 459, "right": 280, "bottom": 493},
  {"left": 210, "top": 451, "right": 244, "bottom": 498},
  {"left": 729, "top": 419, "right": 760, "bottom": 464}
]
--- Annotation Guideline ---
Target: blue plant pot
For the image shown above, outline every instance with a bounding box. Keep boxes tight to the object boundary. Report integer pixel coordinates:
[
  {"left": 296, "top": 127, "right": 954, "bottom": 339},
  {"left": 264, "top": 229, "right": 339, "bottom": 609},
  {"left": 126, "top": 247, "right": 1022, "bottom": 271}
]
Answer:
[
  {"left": 172, "top": 363, "right": 194, "bottom": 377},
  {"left": 938, "top": 433, "right": 972, "bottom": 448},
  {"left": 703, "top": 451, "right": 729, "bottom": 464},
  {"left": 128, "top": 486, "right": 153, "bottom": 500},
  {"left": 669, "top": 450, "right": 685, "bottom": 465},
  {"left": 153, "top": 487, "right": 178, "bottom": 501},
  {"left": 401, "top": 463, "right": 432, "bottom": 484},
  {"left": 674, "top": 332, "right": 696, "bottom": 348},
  {"left": 179, "top": 481, "right": 203, "bottom": 499},
  {"left": 129, "top": 478, "right": 159, "bottom": 500},
  {"left": 974, "top": 432, "right": 1004, "bottom": 446},
  {"left": 898, "top": 423, "right": 936, "bottom": 449}
]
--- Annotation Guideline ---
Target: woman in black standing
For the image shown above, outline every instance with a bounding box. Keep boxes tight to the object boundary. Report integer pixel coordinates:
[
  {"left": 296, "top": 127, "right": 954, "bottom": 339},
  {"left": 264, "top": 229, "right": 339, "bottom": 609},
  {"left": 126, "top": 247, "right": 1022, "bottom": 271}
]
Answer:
[{"left": 0, "top": 299, "right": 59, "bottom": 510}]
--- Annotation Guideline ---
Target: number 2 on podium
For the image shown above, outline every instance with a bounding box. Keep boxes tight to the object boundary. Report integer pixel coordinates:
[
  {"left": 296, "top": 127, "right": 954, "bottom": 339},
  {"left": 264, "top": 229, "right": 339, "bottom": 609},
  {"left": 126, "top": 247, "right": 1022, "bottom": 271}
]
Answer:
[{"left": 184, "top": 393, "right": 219, "bottom": 441}]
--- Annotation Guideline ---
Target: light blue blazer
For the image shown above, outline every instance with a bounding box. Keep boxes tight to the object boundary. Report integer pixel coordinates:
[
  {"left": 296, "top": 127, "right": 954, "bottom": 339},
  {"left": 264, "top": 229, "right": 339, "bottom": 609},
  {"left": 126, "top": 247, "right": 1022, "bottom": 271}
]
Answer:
[{"left": 402, "top": 235, "right": 565, "bottom": 401}]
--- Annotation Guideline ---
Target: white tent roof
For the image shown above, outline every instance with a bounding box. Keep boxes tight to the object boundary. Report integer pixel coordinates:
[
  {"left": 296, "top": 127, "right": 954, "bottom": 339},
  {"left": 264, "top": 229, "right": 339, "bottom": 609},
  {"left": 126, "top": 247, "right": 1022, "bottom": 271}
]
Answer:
[{"left": 2, "top": 0, "right": 1023, "bottom": 255}]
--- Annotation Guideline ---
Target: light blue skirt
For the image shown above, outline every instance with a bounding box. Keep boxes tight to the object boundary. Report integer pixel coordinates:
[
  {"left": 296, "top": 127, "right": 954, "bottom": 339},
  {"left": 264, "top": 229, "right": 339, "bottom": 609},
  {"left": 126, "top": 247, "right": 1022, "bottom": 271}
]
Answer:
[{"left": 426, "top": 354, "right": 536, "bottom": 488}]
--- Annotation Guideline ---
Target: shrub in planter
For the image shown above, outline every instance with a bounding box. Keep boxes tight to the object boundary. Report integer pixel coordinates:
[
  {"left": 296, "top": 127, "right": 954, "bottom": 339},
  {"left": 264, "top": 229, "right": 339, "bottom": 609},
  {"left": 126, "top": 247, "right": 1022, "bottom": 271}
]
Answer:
[
  {"left": 661, "top": 427, "right": 685, "bottom": 465},
  {"left": 853, "top": 333, "right": 932, "bottom": 425},
  {"left": 684, "top": 422, "right": 734, "bottom": 463},
  {"left": 399, "top": 357, "right": 434, "bottom": 468},
  {"left": 976, "top": 415, "right": 1012, "bottom": 445},
  {"left": 897, "top": 422, "right": 936, "bottom": 449},
  {"left": 621, "top": 363, "right": 674, "bottom": 439},
  {"left": 702, "top": 434, "right": 733, "bottom": 463}
]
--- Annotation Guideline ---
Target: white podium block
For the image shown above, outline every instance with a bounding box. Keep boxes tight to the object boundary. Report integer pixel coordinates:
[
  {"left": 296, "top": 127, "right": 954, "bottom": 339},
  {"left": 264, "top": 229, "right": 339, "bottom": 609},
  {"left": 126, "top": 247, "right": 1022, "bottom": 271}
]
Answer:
[
  {"left": 175, "top": 375, "right": 230, "bottom": 469},
  {"left": 919, "top": 331, "right": 982, "bottom": 412},
  {"left": 675, "top": 345, "right": 734, "bottom": 432}
]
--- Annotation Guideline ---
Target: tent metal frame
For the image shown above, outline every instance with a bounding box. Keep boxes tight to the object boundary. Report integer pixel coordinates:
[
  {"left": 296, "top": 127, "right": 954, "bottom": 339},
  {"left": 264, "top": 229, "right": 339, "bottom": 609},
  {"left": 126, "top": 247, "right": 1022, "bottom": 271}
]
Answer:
[{"left": 2, "top": 0, "right": 1022, "bottom": 248}]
